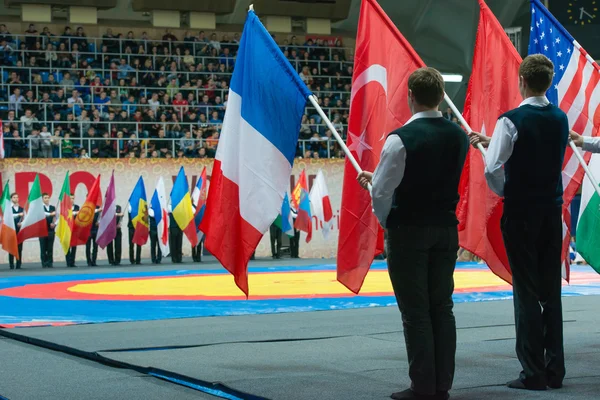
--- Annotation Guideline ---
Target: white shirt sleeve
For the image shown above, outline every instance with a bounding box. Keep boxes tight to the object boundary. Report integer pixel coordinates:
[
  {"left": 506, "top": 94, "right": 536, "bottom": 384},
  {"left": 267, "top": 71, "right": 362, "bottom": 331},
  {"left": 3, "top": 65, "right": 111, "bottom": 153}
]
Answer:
[
  {"left": 484, "top": 117, "right": 519, "bottom": 197},
  {"left": 148, "top": 208, "right": 155, "bottom": 217},
  {"left": 582, "top": 137, "right": 600, "bottom": 154},
  {"left": 371, "top": 135, "right": 406, "bottom": 228}
]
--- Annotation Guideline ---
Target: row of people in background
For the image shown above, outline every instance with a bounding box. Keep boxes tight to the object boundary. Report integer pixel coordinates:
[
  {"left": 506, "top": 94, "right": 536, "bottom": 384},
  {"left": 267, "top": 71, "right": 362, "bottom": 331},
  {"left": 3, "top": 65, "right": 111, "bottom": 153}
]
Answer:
[{"left": 5, "top": 192, "right": 202, "bottom": 269}]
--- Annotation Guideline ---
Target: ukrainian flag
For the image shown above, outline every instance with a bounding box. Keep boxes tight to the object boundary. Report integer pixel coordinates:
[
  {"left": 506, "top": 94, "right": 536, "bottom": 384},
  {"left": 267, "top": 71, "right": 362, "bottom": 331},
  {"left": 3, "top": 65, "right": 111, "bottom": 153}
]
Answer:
[
  {"left": 129, "top": 176, "right": 149, "bottom": 245},
  {"left": 170, "top": 166, "right": 198, "bottom": 247}
]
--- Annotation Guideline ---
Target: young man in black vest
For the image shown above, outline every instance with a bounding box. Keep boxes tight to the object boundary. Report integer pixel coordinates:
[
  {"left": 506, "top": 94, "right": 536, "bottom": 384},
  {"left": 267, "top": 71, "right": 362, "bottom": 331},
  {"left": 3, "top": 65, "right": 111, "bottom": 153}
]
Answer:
[
  {"left": 148, "top": 206, "right": 162, "bottom": 264},
  {"left": 9, "top": 193, "right": 24, "bottom": 269},
  {"left": 469, "top": 54, "right": 569, "bottom": 391},
  {"left": 86, "top": 206, "right": 101, "bottom": 266},
  {"left": 66, "top": 194, "right": 79, "bottom": 267},
  {"left": 40, "top": 193, "right": 56, "bottom": 268},
  {"left": 358, "top": 67, "right": 468, "bottom": 400},
  {"left": 128, "top": 208, "right": 142, "bottom": 265},
  {"left": 168, "top": 206, "right": 183, "bottom": 263}
]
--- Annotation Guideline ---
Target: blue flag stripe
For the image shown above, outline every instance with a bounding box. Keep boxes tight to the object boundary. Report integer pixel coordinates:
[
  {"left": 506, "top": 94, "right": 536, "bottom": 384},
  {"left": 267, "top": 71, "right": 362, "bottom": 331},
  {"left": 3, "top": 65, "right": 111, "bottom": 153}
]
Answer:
[{"left": 230, "top": 11, "right": 311, "bottom": 165}]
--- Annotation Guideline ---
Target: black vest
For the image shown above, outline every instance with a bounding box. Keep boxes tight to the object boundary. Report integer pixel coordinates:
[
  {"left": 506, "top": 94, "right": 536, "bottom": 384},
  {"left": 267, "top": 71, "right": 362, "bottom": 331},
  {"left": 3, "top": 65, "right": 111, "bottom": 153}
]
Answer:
[
  {"left": 386, "top": 117, "right": 468, "bottom": 228},
  {"left": 501, "top": 104, "right": 568, "bottom": 212}
]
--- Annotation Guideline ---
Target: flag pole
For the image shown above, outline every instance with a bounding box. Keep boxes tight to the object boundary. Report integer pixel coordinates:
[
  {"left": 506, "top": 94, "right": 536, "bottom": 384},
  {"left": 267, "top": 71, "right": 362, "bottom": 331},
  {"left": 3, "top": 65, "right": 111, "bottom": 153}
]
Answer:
[
  {"left": 569, "top": 141, "right": 600, "bottom": 197},
  {"left": 444, "top": 93, "right": 487, "bottom": 157},
  {"left": 308, "top": 95, "right": 371, "bottom": 192}
]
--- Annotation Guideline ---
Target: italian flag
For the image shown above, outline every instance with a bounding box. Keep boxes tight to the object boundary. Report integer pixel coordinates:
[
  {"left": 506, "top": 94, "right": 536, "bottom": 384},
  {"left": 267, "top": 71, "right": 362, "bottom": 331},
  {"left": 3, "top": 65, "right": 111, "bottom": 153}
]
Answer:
[
  {"left": 17, "top": 174, "right": 48, "bottom": 243},
  {"left": 576, "top": 155, "right": 600, "bottom": 274},
  {"left": 0, "top": 181, "right": 19, "bottom": 259},
  {"left": 56, "top": 172, "right": 73, "bottom": 255}
]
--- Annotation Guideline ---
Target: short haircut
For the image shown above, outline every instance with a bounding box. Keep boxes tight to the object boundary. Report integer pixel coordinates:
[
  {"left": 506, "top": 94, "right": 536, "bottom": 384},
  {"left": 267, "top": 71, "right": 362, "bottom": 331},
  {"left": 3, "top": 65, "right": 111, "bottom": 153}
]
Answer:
[
  {"left": 10, "top": 192, "right": 18, "bottom": 198},
  {"left": 519, "top": 54, "right": 554, "bottom": 93},
  {"left": 42, "top": 192, "right": 49, "bottom": 197},
  {"left": 408, "top": 67, "right": 445, "bottom": 108}
]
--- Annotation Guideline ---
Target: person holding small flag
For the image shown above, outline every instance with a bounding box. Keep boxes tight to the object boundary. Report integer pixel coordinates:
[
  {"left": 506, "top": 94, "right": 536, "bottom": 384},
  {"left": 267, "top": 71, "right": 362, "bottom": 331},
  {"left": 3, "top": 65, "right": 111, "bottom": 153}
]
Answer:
[
  {"left": 40, "top": 193, "right": 56, "bottom": 268},
  {"left": 8, "top": 193, "right": 23, "bottom": 270},
  {"left": 357, "top": 67, "right": 468, "bottom": 400},
  {"left": 66, "top": 194, "right": 79, "bottom": 267},
  {"left": 469, "top": 54, "right": 569, "bottom": 390}
]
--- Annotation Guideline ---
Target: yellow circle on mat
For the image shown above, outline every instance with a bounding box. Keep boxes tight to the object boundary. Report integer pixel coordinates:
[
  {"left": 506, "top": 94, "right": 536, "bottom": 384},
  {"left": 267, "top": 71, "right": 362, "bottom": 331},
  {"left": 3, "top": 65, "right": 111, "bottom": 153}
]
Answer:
[{"left": 68, "top": 270, "right": 507, "bottom": 297}]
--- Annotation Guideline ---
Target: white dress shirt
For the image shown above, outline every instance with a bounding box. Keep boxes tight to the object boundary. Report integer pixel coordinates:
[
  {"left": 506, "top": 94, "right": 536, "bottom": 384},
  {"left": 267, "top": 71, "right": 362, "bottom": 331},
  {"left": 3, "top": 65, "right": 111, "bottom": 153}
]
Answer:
[
  {"left": 372, "top": 110, "right": 443, "bottom": 227},
  {"left": 582, "top": 137, "right": 600, "bottom": 153},
  {"left": 484, "top": 96, "right": 550, "bottom": 197}
]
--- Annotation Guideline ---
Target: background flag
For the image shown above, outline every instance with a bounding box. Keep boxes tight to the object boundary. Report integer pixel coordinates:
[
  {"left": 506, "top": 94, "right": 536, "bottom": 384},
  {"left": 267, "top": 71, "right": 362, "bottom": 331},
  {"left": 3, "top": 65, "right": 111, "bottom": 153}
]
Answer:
[
  {"left": 17, "top": 174, "right": 48, "bottom": 243},
  {"left": 191, "top": 167, "right": 208, "bottom": 239},
  {"left": 71, "top": 175, "right": 102, "bottom": 246},
  {"left": 129, "top": 176, "right": 149, "bottom": 246},
  {"left": 337, "top": 0, "right": 425, "bottom": 294},
  {"left": 0, "top": 181, "right": 18, "bottom": 259},
  {"left": 171, "top": 167, "right": 198, "bottom": 247},
  {"left": 294, "top": 170, "right": 312, "bottom": 242},
  {"left": 291, "top": 170, "right": 307, "bottom": 210},
  {"left": 0, "top": 120, "right": 4, "bottom": 159},
  {"left": 529, "top": 0, "right": 600, "bottom": 280},
  {"left": 309, "top": 169, "right": 334, "bottom": 240},
  {"left": 274, "top": 193, "right": 294, "bottom": 237},
  {"left": 96, "top": 172, "right": 117, "bottom": 249},
  {"left": 456, "top": 0, "right": 521, "bottom": 284},
  {"left": 55, "top": 172, "right": 73, "bottom": 255},
  {"left": 576, "top": 155, "right": 600, "bottom": 274},
  {"left": 200, "top": 9, "right": 310, "bottom": 296},
  {"left": 151, "top": 177, "right": 170, "bottom": 255}
]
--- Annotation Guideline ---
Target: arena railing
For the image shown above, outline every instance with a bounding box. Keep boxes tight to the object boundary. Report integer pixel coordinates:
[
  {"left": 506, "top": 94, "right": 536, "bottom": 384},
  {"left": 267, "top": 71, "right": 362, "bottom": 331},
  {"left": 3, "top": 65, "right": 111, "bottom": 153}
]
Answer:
[
  {"left": 1, "top": 136, "right": 343, "bottom": 159},
  {"left": 0, "top": 100, "right": 351, "bottom": 125},
  {"left": 3, "top": 33, "right": 354, "bottom": 63}
]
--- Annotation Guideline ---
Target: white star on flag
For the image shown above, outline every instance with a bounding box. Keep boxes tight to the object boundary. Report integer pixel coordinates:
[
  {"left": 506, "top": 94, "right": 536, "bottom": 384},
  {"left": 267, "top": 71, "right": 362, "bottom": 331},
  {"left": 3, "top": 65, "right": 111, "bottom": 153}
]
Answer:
[
  {"left": 544, "top": 44, "right": 549, "bottom": 51},
  {"left": 530, "top": 26, "right": 533, "bottom": 31},
  {"left": 540, "top": 17, "right": 543, "bottom": 24},
  {"left": 347, "top": 129, "right": 372, "bottom": 161},
  {"left": 540, "top": 32, "right": 545, "bottom": 39},
  {"left": 559, "top": 64, "right": 565, "bottom": 70},
  {"left": 554, "top": 84, "right": 559, "bottom": 90},
  {"left": 536, "top": 21, "right": 540, "bottom": 28},
  {"left": 557, "top": 51, "right": 562, "bottom": 57},
  {"left": 555, "top": 37, "right": 560, "bottom": 44},
  {"left": 534, "top": 38, "right": 539, "bottom": 44},
  {"left": 532, "top": 7, "right": 535, "bottom": 13},
  {"left": 567, "top": 47, "right": 571, "bottom": 53},
  {"left": 550, "top": 27, "right": 553, "bottom": 33}
]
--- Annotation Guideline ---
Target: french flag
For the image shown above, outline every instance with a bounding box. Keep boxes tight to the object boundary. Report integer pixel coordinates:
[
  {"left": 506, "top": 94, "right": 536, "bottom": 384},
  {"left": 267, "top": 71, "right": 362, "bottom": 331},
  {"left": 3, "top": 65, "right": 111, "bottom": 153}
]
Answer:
[{"left": 200, "top": 9, "right": 311, "bottom": 296}]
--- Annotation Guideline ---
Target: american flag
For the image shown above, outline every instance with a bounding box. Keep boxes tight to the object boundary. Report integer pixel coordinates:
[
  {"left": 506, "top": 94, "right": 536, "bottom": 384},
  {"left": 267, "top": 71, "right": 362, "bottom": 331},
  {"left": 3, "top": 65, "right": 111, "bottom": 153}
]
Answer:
[{"left": 529, "top": 0, "right": 600, "bottom": 280}]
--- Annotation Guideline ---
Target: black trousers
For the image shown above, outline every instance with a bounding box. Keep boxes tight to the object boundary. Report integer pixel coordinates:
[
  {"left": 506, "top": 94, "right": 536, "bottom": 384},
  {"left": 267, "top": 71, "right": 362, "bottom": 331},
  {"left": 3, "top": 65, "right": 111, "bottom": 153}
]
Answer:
[
  {"left": 86, "top": 235, "right": 98, "bottom": 266},
  {"left": 270, "top": 225, "right": 282, "bottom": 257},
  {"left": 39, "top": 231, "right": 55, "bottom": 267},
  {"left": 150, "top": 231, "right": 162, "bottom": 263},
  {"left": 169, "top": 228, "right": 183, "bottom": 263},
  {"left": 66, "top": 246, "right": 77, "bottom": 267},
  {"left": 191, "top": 238, "right": 202, "bottom": 262},
  {"left": 107, "top": 229, "right": 122, "bottom": 265},
  {"left": 128, "top": 227, "right": 141, "bottom": 264},
  {"left": 289, "top": 229, "right": 300, "bottom": 258},
  {"left": 501, "top": 208, "right": 565, "bottom": 387},
  {"left": 8, "top": 243, "right": 23, "bottom": 269},
  {"left": 386, "top": 224, "right": 458, "bottom": 396}
]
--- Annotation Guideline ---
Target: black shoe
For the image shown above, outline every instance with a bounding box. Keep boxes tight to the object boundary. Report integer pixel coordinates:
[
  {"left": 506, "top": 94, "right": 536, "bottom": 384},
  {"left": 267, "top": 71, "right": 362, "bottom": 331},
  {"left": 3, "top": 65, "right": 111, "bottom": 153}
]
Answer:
[
  {"left": 9, "top": 266, "right": 14, "bottom": 270},
  {"left": 507, "top": 379, "right": 546, "bottom": 391},
  {"left": 16, "top": 266, "right": 21, "bottom": 269},
  {"left": 548, "top": 380, "right": 563, "bottom": 389},
  {"left": 136, "top": 261, "right": 141, "bottom": 265},
  {"left": 391, "top": 389, "right": 442, "bottom": 400}
]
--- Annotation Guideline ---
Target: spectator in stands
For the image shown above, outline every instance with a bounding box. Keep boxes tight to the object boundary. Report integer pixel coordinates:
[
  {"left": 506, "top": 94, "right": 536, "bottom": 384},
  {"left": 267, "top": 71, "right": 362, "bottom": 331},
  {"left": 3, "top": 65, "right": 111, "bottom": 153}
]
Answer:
[
  {"left": 41, "top": 26, "right": 54, "bottom": 40},
  {"left": 9, "top": 88, "right": 25, "bottom": 112},
  {"left": 44, "top": 43, "right": 57, "bottom": 66},
  {"left": 118, "top": 58, "right": 135, "bottom": 80},
  {"left": 20, "top": 109, "right": 38, "bottom": 135},
  {"left": 443, "top": 107, "right": 454, "bottom": 121},
  {"left": 51, "top": 129, "right": 62, "bottom": 157},
  {"left": 0, "top": 39, "right": 15, "bottom": 65},
  {"left": 67, "top": 89, "right": 84, "bottom": 116},
  {"left": 209, "top": 33, "right": 221, "bottom": 52},
  {"left": 39, "top": 125, "right": 53, "bottom": 158},
  {"left": 27, "top": 128, "right": 41, "bottom": 156},
  {"left": 10, "top": 130, "right": 27, "bottom": 157},
  {"left": 4, "top": 111, "right": 19, "bottom": 132},
  {"left": 24, "top": 24, "right": 38, "bottom": 50},
  {"left": 95, "top": 91, "right": 110, "bottom": 117},
  {"left": 299, "top": 66, "right": 311, "bottom": 85},
  {"left": 162, "top": 29, "right": 178, "bottom": 43},
  {"left": 61, "top": 72, "right": 75, "bottom": 91},
  {"left": 62, "top": 132, "right": 74, "bottom": 158},
  {"left": 80, "top": 148, "right": 90, "bottom": 158},
  {"left": 0, "top": 24, "right": 12, "bottom": 42},
  {"left": 196, "top": 147, "right": 208, "bottom": 159},
  {"left": 172, "top": 92, "right": 189, "bottom": 118}
]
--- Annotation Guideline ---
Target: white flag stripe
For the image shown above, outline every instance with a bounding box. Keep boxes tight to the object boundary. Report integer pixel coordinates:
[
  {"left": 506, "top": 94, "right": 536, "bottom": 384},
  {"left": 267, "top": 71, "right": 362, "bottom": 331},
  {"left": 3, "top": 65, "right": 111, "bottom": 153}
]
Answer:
[
  {"left": 565, "top": 61, "right": 595, "bottom": 126},
  {"left": 557, "top": 52, "right": 580, "bottom": 100}
]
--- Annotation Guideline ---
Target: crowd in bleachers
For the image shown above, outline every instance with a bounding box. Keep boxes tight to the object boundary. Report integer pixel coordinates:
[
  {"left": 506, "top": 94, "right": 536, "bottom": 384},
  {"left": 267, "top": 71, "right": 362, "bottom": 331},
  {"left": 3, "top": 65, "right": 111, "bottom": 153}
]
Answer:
[{"left": 0, "top": 23, "right": 354, "bottom": 159}]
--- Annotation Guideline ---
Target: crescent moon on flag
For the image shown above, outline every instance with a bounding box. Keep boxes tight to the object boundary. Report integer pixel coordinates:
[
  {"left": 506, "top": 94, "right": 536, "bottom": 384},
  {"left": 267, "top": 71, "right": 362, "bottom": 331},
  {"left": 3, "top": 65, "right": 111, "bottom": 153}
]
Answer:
[{"left": 348, "top": 64, "right": 389, "bottom": 142}]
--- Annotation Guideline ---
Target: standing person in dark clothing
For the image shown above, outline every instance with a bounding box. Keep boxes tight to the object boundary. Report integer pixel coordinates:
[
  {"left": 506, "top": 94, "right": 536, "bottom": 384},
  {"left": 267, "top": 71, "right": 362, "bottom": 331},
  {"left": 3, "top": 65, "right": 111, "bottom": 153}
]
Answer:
[
  {"left": 469, "top": 54, "right": 568, "bottom": 391},
  {"left": 128, "top": 208, "right": 142, "bottom": 265},
  {"left": 8, "top": 193, "right": 24, "bottom": 269},
  {"left": 107, "top": 205, "right": 123, "bottom": 266},
  {"left": 168, "top": 206, "right": 183, "bottom": 263},
  {"left": 148, "top": 207, "right": 162, "bottom": 264},
  {"left": 289, "top": 208, "right": 300, "bottom": 259},
  {"left": 269, "top": 222, "right": 282, "bottom": 259},
  {"left": 66, "top": 195, "right": 79, "bottom": 267},
  {"left": 86, "top": 206, "right": 101, "bottom": 266},
  {"left": 357, "top": 67, "right": 468, "bottom": 400},
  {"left": 191, "top": 237, "right": 203, "bottom": 262},
  {"left": 39, "top": 193, "right": 56, "bottom": 268}
]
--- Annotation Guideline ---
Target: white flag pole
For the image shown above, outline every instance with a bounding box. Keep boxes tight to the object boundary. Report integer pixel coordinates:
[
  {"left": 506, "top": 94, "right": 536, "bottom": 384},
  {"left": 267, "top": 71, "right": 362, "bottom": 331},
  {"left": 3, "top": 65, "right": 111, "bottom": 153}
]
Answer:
[
  {"left": 569, "top": 141, "right": 600, "bottom": 197},
  {"left": 444, "top": 93, "right": 487, "bottom": 158}
]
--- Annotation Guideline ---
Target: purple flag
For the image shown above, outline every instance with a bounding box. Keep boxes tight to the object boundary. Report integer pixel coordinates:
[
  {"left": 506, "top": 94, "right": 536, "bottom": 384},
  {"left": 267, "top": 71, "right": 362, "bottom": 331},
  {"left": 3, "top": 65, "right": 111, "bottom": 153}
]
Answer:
[{"left": 96, "top": 172, "right": 117, "bottom": 249}]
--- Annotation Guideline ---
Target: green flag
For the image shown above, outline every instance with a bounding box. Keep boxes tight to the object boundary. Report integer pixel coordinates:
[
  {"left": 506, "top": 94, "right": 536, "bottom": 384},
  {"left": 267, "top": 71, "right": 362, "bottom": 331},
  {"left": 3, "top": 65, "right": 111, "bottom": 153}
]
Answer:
[{"left": 576, "top": 155, "right": 600, "bottom": 274}]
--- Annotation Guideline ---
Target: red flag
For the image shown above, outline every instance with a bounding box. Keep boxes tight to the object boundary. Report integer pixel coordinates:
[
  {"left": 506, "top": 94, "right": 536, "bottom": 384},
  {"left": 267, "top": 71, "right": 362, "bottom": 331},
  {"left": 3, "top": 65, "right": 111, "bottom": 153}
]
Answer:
[
  {"left": 293, "top": 170, "right": 312, "bottom": 242},
  {"left": 71, "top": 175, "right": 102, "bottom": 246},
  {"left": 337, "top": 0, "right": 425, "bottom": 294},
  {"left": 456, "top": 0, "right": 522, "bottom": 284}
]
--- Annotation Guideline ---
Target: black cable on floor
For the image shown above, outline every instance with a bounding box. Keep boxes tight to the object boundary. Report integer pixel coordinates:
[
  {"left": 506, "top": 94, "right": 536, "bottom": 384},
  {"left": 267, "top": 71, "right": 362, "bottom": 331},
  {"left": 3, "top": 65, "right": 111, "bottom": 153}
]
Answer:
[{"left": 0, "top": 328, "right": 269, "bottom": 400}]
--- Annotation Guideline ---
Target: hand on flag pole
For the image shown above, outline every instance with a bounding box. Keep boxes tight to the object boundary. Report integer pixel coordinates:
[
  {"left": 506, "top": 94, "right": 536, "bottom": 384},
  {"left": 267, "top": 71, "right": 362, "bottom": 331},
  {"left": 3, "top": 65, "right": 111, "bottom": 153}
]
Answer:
[{"left": 568, "top": 131, "right": 600, "bottom": 197}]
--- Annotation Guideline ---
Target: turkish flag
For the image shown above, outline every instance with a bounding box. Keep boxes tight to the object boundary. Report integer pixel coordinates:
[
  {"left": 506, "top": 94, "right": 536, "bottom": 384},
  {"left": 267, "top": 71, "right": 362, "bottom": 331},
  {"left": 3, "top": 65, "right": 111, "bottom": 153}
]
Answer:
[
  {"left": 456, "top": 0, "right": 522, "bottom": 284},
  {"left": 336, "top": 0, "right": 425, "bottom": 294}
]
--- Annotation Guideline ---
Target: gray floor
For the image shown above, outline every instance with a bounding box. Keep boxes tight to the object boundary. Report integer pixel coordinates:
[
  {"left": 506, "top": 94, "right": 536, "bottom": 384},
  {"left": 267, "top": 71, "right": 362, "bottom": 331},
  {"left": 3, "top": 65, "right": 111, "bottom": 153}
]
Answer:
[{"left": 2, "top": 296, "right": 599, "bottom": 399}]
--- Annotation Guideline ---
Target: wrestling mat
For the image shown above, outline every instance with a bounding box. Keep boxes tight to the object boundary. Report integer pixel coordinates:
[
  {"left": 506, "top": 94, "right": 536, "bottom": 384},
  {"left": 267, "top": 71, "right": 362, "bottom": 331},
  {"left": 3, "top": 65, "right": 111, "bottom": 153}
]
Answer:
[{"left": 1, "top": 261, "right": 599, "bottom": 328}]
